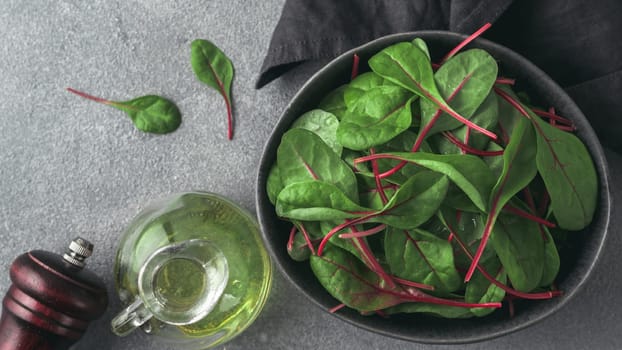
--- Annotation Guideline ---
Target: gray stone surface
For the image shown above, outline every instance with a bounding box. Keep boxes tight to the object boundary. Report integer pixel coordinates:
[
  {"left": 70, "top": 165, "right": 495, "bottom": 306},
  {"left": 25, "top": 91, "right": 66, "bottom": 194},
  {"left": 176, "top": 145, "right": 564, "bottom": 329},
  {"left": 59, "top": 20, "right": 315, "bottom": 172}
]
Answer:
[{"left": 0, "top": 1, "right": 620, "bottom": 349}]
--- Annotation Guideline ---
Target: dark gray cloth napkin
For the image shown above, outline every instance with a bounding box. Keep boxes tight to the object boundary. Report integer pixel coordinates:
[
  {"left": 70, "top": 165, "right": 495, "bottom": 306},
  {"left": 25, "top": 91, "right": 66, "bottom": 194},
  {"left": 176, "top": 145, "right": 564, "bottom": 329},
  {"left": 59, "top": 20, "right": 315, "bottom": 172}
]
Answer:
[{"left": 257, "top": 0, "right": 622, "bottom": 154}]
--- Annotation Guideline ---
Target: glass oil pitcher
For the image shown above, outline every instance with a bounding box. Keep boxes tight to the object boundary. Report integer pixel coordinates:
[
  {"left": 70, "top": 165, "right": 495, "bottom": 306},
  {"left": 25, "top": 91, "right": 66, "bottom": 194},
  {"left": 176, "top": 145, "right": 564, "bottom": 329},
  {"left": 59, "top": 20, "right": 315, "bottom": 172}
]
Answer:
[{"left": 111, "top": 192, "right": 272, "bottom": 349}]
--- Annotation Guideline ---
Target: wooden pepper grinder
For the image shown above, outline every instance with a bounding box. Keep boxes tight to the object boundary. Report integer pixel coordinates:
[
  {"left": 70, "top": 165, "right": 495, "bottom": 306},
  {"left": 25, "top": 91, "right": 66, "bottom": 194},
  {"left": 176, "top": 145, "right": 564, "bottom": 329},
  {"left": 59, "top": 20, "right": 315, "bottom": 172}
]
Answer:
[{"left": 0, "top": 237, "right": 108, "bottom": 350}]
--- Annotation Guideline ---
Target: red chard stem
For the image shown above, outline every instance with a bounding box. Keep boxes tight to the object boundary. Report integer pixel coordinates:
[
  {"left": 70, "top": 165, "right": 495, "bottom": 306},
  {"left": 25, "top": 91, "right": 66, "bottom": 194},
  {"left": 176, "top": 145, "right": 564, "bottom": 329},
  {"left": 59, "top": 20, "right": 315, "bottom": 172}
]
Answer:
[
  {"left": 328, "top": 303, "right": 346, "bottom": 313},
  {"left": 351, "top": 53, "right": 360, "bottom": 80},
  {"left": 66, "top": 87, "right": 113, "bottom": 105},
  {"left": 440, "top": 23, "right": 492, "bottom": 63}
]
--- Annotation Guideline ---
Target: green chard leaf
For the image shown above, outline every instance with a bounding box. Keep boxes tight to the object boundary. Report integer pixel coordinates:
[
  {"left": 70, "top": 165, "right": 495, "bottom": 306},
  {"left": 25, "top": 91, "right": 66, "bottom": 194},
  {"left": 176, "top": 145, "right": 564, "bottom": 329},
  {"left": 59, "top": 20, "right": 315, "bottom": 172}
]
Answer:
[
  {"left": 369, "top": 43, "right": 496, "bottom": 140},
  {"left": 266, "top": 163, "right": 283, "bottom": 205},
  {"left": 540, "top": 226, "right": 561, "bottom": 287},
  {"left": 532, "top": 115, "right": 598, "bottom": 230},
  {"left": 277, "top": 128, "right": 358, "bottom": 201},
  {"left": 411, "top": 38, "right": 431, "bottom": 61},
  {"left": 275, "top": 181, "right": 370, "bottom": 221},
  {"left": 497, "top": 87, "right": 598, "bottom": 230},
  {"left": 385, "top": 227, "right": 462, "bottom": 292},
  {"left": 337, "top": 86, "right": 415, "bottom": 150},
  {"left": 490, "top": 213, "right": 545, "bottom": 292},
  {"left": 343, "top": 72, "right": 401, "bottom": 108},
  {"left": 359, "top": 152, "right": 495, "bottom": 212},
  {"left": 419, "top": 49, "right": 498, "bottom": 136},
  {"left": 376, "top": 171, "right": 449, "bottom": 229},
  {"left": 465, "top": 116, "right": 538, "bottom": 281},
  {"left": 318, "top": 85, "right": 348, "bottom": 119},
  {"left": 292, "top": 109, "right": 342, "bottom": 156},
  {"left": 430, "top": 92, "right": 500, "bottom": 155},
  {"left": 190, "top": 39, "right": 235, "bottom": 139},
  {"left": 66, "top": 88, "right": 181, "bottom": 134},
  {"left": 465, "top": 257, "right": 507, "bottom": 317},
  {"left": 310, "top": 245, "right": 405, "bottom": 312}
]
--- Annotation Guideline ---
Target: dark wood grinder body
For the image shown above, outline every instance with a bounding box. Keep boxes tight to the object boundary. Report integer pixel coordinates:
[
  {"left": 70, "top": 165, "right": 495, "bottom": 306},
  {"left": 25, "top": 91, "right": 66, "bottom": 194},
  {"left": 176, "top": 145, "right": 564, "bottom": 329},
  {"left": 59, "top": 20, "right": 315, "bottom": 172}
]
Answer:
[{"left": 0, "top": 238, "right": 108, "bottom": 350}]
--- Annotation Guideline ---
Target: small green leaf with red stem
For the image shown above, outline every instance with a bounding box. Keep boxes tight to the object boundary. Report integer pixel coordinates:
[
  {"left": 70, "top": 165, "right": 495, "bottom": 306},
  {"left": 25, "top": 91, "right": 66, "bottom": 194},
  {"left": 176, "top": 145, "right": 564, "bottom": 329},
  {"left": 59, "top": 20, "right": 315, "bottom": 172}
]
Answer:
[
  {"left": 292, "top": 109, "right": 342, "bottom": 156},
  {"left": 419, "top": 49, "right": 498, "bottom": 137},
  {"left": 376, "top": 171, "right": 449, "bottom": 229},
  {"left": 311, "top": 245, "right": 501, "bottom": 313},
  {"left": 190, "top": 39, "right": 235, "bottom": 140},
  {"left": 489, "top": 213, "right": 545, "bottom": 292},
  {"left": 385, "top": 227, "right": 463, "bottom": 292},
  {"left": 337, "top": 86, "right": 415, "bottom": 150},
  {"left": 275, "top": 181, "right": 372, "bottom": 221},
  {"left": 66, "top": 88, "right": 181, "bottom": 134},
  {"left": 277, "top": 128, "right": 358, "bottom": 201},
  {"left": 464, "top": 116, "right": 537, "bottom": 282},
  {"left": 356, "top": 152, "right": 495, "bottom": 212},
  {"left": 495, "top": 87, "right": 598, "bottom": 230},
  {"left": 369, "top": 42, "right": 497, "bottom": 140},
  {"left": 465, "top": 257, "right": 507, "bottom": 317}
]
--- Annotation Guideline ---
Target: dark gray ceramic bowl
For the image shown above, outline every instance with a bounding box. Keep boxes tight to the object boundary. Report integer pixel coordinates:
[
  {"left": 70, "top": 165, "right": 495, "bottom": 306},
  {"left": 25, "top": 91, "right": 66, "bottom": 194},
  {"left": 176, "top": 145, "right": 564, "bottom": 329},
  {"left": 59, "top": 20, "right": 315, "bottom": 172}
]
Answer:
[{"left": 256, "top": 31, "right": 611, "bottom": 344}]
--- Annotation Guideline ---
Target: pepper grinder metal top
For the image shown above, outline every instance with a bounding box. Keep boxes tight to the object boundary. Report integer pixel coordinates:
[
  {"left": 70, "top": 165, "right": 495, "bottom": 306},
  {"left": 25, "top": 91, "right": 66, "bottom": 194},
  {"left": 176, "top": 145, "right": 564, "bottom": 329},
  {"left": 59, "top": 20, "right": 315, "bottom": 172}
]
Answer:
[
  {"left": 63, "top": 237, "right": 93, "bottom": 268},
  {"left": 0, "top": 237, "right": 108, "bottom": 350}
]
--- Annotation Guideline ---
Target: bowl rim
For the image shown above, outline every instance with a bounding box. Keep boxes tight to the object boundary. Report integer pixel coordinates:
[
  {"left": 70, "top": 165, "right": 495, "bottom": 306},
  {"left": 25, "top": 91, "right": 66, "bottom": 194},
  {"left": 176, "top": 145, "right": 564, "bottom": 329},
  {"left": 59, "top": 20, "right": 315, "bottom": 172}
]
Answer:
[{"left": 256, "top": 30, "right": 612, "bottom": 344}]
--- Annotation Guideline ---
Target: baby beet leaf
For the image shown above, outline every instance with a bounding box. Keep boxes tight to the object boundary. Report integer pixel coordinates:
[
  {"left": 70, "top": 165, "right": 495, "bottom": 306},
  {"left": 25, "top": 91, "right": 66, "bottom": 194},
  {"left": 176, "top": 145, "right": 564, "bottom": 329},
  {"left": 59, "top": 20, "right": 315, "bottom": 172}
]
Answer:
[
  {"left": 419, "top": 49, "right": 498, "bottom": 137},
  {"left": 190, "top": 39, "right": 234, "bottom": 140},
  {"left": 384, "top": 227, "right": 463, "bottom": 292},
  {"left": 343, "top": 72, "right": 399, "bottom": 109},
  {"left": 464, "top": 257, "right": 506, "bottom": 317},
  {"left": 356, "top": 152, "right": 495, "bottom": 212},
  {"left": 318, "top": 85, "right": 348, "bottom": 120},
  {"left": 66, "top": 88, "right": 181, "bottom": 134},
  {"left": 465, "top": 116, "right": 537, "bottom": 282},
  {"left": 337, "top": 86, "right": 414, "bottom": 150},
  {"left": 277, "top": 128, "right": 358, "bottom": 202},
  {"left": 377, "top": 171, "right": 449, "bottom": 229},
  {"left": 266, "top": 164, "right": 283, "bottom": 205},
  {"left": 496, "top": 88, "right": 598, "bottom": 230},
  {"left": 369, "top": 42, "right": 496, "bottom": 140},
  {"left": 292, "top": 109, "right": 342, "bottom": 156},
  {"left": 275, "top": 181, "right": 371, "bottom": 221},
  {"left": 411, "top": 38, "right": 431, "bottom": 61},
  {"left": 539, "top": 226, "right": 561, "bottom": 287},
  {"left": 489, "top": 213, "right": 545, "bottom": 292},
  {"left": 310, "top": 245, "right": 406, "bottom": 312}
]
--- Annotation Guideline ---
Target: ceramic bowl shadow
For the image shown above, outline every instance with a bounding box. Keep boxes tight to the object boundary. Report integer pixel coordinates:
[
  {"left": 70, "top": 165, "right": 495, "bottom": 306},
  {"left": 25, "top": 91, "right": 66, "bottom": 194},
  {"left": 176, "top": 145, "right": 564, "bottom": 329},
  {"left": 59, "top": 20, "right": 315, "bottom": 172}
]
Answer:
[{"left": 256, "top": 31, "right": 611, "bottom": 344}]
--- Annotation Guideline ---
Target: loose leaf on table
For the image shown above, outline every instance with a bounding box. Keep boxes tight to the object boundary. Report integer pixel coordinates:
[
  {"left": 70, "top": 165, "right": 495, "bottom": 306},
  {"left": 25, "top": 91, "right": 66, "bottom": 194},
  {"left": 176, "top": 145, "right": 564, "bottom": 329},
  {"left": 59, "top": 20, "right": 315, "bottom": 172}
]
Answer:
[
  {"left": 66, "top": 88, "right": 181, "bottom": 134},
  {"left": 275, "top": 181, "right": 371, "bottom": 221},
  {"left": 496, "top": 88, "right": 598, "bottom": 230},
  {"left": 376, "top": 171, "right": 449, "bottom": 229},
  {"left": 337, "top": 86, "right": 415, "bottom": 150},
  {"left": 368, "top": 42, "right": 496, "bottom": 140},
  {"left": 190, "top": 39, "right": 235, "bottom": 139},
  {"left": 277, "top": 128, "right": 358, "bottom": 201},
  {"left": 356, "top": 152, "right": 495, "bottom": 212},
  {"left": 465, "top": 116, "right": 537, "bottom": 281},
  {"left": 489, "top": 213, "right": 545, "bottom": 292},
  {"left": 419, "top": 49, "right": 498, "bottom": 136},
  {"left": 384, "top": 227, "right": 462, "bottom": 292},
  {"left": 292, "top": 109, "right": 342, "bottom": 156}
]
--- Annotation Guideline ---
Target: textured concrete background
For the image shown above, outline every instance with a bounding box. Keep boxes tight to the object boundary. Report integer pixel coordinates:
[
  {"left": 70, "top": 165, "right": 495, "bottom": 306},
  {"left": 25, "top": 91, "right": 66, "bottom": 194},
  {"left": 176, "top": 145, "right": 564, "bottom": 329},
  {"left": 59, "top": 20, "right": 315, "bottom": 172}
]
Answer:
[{"left": 1, "top": 1, "right": 621, "bottom": 349}]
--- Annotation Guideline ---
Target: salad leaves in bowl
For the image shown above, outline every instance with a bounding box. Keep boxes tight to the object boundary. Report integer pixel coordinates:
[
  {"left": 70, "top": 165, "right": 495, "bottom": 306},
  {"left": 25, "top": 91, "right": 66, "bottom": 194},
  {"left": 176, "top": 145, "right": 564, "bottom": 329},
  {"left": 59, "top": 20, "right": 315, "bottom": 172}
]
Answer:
[{"left": 256, "top": 28, "right": 611, "bottom": 344}]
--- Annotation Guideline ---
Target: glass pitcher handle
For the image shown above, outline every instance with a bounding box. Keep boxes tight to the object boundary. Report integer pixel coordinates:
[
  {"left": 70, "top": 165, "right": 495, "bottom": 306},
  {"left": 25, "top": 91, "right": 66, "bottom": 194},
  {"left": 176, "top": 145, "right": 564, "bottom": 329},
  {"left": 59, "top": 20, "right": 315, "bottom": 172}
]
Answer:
[{"left": 111, "top": 298, "right": 153, "bottom": 336}]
